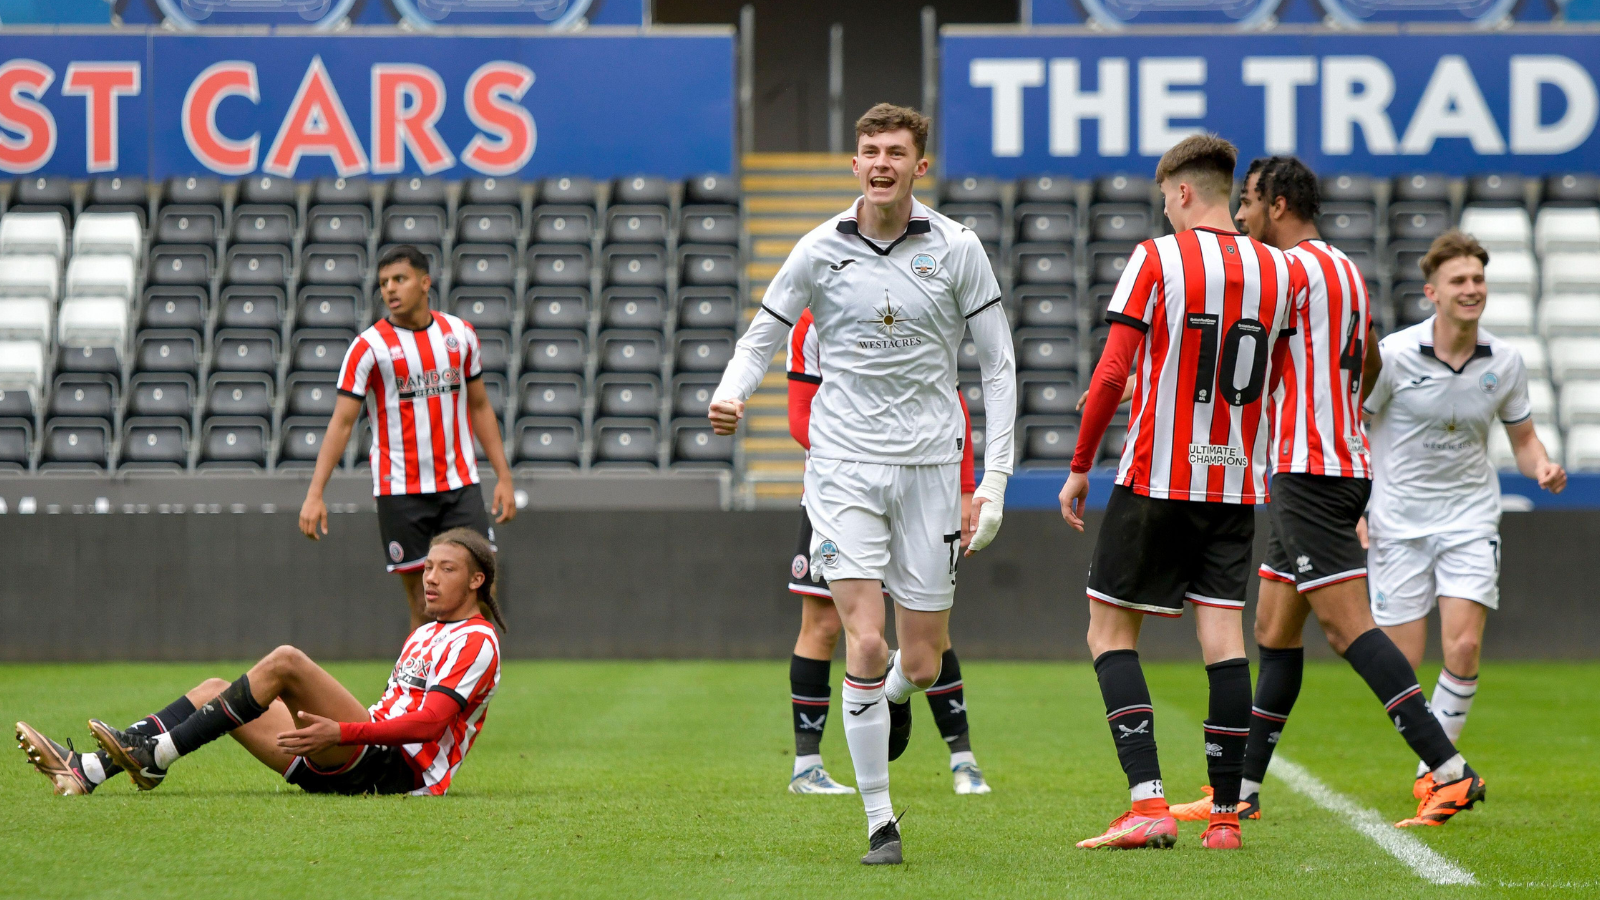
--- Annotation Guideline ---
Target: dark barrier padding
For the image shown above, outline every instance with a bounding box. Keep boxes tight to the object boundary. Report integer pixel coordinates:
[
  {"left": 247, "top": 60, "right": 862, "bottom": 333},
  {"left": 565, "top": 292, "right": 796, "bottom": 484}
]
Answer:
[{"left": 2, "top": 510, "right": 1594, "bottom": 661}]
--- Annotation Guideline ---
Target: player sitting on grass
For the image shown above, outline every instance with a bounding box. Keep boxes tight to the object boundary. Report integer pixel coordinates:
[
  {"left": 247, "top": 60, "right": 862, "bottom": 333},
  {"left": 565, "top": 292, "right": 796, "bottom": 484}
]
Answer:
[{"left": 16, "top": 529, "right": 502, "bottom": 798}]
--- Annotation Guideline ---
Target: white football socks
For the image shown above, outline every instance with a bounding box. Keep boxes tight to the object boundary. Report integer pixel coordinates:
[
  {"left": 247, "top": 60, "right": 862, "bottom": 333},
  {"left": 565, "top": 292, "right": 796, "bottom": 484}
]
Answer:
[
  {"left": 793, "top": 753, "right": 822, "bottom": 777},
  {"left": 1131, "top": 778, "right": 1164, "bottom": 803},
  {"left": 1240, "top": 778, "right": 1262, "bottom": 799},
  {"left": 1430, "top": 669, "right": 1477, "bottom": 744},
  {"left": 153, "top": 733, "right": 179, "bottom": 769},
  {"left": 1431, "top": 753, "right": 1466, "bottom": 784},
  {"left": 81, "top": 751, "right": 107, "bottom": 784},
  {"left": 884, "top": 650, "right": 936, "bottom": 705},
  {"left": 949, "top": 750, "right": 976, "bottom": 769},
  {"left": 842, "top": 671, "right": 893, "bottom": 834}
]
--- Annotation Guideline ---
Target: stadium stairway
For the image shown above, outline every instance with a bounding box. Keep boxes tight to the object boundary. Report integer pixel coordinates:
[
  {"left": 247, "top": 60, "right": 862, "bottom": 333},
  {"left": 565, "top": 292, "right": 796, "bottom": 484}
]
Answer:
[{"left": 739, "top": 154, "right": 863, "bottom": 506}]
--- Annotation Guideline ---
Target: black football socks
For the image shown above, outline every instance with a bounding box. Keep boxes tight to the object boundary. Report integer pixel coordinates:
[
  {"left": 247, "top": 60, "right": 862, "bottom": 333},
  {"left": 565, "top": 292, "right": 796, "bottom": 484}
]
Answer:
[
  {"left": 1204, "top": 658, "right": 1252, "bottom": 812},
  {"left": 926, "top": 649, "right": 972, "bottom": 754},
  {"left": 1094, "top": 649, "right": 1162, "bottom": 800},
  {"left": 790, "top": 654, "right": 831, "bottom": 760},
  {"left": 91, "top": 695, "right": 199, "bottom": 783},
  {"left": 1242, "top": 645, "right": 1303, "bottom": 792},
  {"left": 1343, "top": 629, "right": 1458, "bottom": 771},
  {"left": 168, "top": 674, "right": 269, "bottom": 759}
]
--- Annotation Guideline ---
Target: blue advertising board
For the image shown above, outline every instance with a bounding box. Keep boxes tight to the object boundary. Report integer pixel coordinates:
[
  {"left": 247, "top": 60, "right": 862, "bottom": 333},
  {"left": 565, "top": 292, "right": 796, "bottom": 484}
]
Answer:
[
  {"left": 0, "top": 31, "right": 732, "bottom": 180},
  {"left": 941, "top": 30, "right": 1600, "bottom": 178},
  {"left": 115, "top": 0, "right": 648, "bottom": 29}
]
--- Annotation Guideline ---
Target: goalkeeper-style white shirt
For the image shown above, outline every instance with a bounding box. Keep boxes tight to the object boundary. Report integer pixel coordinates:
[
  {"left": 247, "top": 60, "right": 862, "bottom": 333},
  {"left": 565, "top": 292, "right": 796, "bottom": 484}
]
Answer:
[{"left": 714, "top": 196, "right": 1017, "bottom": 472}]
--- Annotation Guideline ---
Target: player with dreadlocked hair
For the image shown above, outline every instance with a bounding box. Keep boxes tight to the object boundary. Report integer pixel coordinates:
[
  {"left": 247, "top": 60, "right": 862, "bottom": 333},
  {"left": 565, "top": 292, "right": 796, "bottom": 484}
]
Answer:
[{"left": 17, "top": 527, "right": 504, "bottom": 797}]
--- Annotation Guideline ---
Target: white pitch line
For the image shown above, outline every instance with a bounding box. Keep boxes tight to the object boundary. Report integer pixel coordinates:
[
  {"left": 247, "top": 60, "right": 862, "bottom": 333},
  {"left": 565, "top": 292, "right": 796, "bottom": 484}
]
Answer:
[{"left": 1270, "top": 754, "right": 1476, "bottom": 886}]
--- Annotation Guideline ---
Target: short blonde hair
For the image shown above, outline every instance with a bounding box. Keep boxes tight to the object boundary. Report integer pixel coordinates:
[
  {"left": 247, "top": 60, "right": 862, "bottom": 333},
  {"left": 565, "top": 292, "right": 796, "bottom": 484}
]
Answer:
[
  {"left": 1420, "top": 230, "right": 1490, "bottom": 282},
  {"left": 1154, "top": 134, "right": 1237, "bottom": 200},
  {"left": 855, "top": 103, "right": 930, "bottom": 158}
]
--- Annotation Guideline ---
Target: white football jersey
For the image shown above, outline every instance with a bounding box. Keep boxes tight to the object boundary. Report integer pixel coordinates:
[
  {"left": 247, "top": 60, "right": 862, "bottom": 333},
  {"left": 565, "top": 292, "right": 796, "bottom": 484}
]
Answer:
[
  {"left": 716, "top": 196, "right": 1016, "bottom": 471},
  {"left": 1362, "top": 318, "right": 1532, "bottom": 541}
]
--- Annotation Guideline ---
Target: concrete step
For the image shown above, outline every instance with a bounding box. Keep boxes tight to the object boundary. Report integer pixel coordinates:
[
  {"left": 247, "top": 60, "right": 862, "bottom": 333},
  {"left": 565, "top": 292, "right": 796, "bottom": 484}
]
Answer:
[
  {"left": 753, "top": 238, "right": 798, "bottom": 260},
  {"left": 746, "top": 196, "right": 853, "bottom": 215},
  {"left": 743, "top": 173, "right": 861, "bottom": 193},
  {"left": 743, "top": 153, "right": 855, "bottom": 171}
]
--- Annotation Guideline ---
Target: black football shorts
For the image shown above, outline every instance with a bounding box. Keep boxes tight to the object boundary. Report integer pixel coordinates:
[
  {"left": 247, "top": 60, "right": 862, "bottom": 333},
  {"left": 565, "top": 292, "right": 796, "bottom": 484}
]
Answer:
[
  {"left": 1259, "top": 473, "right": 1371, "bottom": 593},
  {"left": 1086, "top": 485, "right": 1256, "bottom": 617},
  {"left": 285, "top": 745, "right": 419, "bottom": 796},
  {"left": 375, "top": 483, "right": 493, "bottom": 573},
  {"left": 786, "top": 508, "right": 832, "bottom": 599}
]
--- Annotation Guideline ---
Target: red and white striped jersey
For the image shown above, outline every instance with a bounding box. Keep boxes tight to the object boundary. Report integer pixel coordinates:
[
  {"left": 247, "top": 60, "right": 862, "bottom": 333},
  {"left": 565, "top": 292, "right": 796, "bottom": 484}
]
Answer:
[
  {"left": 338, "top": 312, "right": 483, "bottom": 496},
  {"left": 368, "top": 614, "right": 501, "bottom": 796},
  {"left": 1106, "top": 227, "right": 1306, "bottom": 504},
  {"left": 787, "top": 307, "right": 822, "bottom": 383},
  {"left": 1273, "top": 240, "right": 1372, "bottom": 478}
]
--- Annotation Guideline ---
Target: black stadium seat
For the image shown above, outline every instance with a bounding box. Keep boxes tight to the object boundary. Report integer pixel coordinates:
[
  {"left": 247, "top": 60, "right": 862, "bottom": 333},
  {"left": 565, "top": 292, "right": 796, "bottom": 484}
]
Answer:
[
  {"left": 540, "top": 176, "right": 597, "bottom": 207},
  {"left": 526, "top": 287, "right": 591, "bottom": 330},
  {"left": 463, "top": 175, "right": 522, "bottom": 207},
  {"left": 520, "top": 373, "right": 585, "bottom": 419},
  {"left": 679, "top": 246, "right": 738, "bottom": 286},
  {"left": 456, "top": 206, "right": 520, "bottom": 245},
  {"left": 604, "top": 245, "right": 668, "bottom": 287},
  {"left": 10, "top": 174, "right": 74, "bottom": 222},
  {"left": 1017, "top": 174, "right": 1076, "bottom": 204},
  {"left": 218, "top": 286, "right": 285, "bottom": 331},
  {"left": 450, "top": 286, "right": 516, "bottom": 332},
  {"left": 1015, "top": 205, "right": 1076, "bottom": 244},
  {"left": 279, "top": 418, "right": 329, "bottom": 468},
  {"left": 453, "top": 245, "right": 517, "bottom": 288},
  {"left": 157, "top": 206, "right": 221, "bottom": 245},
  {"left": 671, "top": 374, "right": 719, "bottom": 418},
  {"left": 383, "top": 206, "right": 445, "bottom": 246},
  {"left": 593, "top": 417, "right": 658, "bottom": 467},
  {"left": 291, "top": 330, "right": 354, "bottom": 373},
  {"left": 86, "top": 175, "right": 148, "bottom": 223},
  {"left": 684, "top": 173, "right": 738, "bottom": 205},
  {"left": 128, "top": 374, "right": 194, "bottom": 419},
  {"left": 612, "top": 175, "right": 671, "bottom": 207},
  {"left": 1094, "top": 174, "right": 1152, "bottom": 204},
  {"left": 134, "top": 330, "right": 201, "bottom": 376},
  {"left": 148, "top": 245, "right": 214, "bottom": 286},
  {"left": 388, "top": 175, "right": 447, "bottom": 208},
  {"left": 49, "top": 374, "right": 117, "bottom": 421},
  {"left": 671, "top": 419, "right": 732, "bottom": 467},
  {"left": 602, "top": 287, "right": 667, "bottom": 331},
  {"left": 599, "top": 330, "right": 663, "bottom": 374},
  {"left": 164, "top": 174, "right": 223, "bottom": 207},
  {"left": 941, "top": 204, "right": 1002, "bottom": 245},
  {"left": 313, "top": 176, "right": 370, "bottom": 206},
  {"left": 226, "top": 245, "right": 291, "bottom": 287},
  {"left": 515, "top": 417, "right": 582, "bottom": 469},
  {"left": 533, "top": 206, "right": 595, "bottom": 244},
  {"left": 527, "top": 246, "right": 592, "bottom": 287},
  {"left": 1019, "top": 416, "right": 1078, "bottom": 468},
  {"left": 942, "top": 176, "right": 1002, "bottom": 205},
  {"left": 523, "top": 330, "right": 587, "bottom": 374},
  {"left": 606, "top": 206, "right": 668, "bottom": 245},
  {"left": 41, "top": 418, "right": 110, "bottom": 470},
  {"left": 0, "top": 418, "right": 28, "bottom": 471},
  {"left": 120, "top": 418, "right": 189, "bottom": 471},
  {"left": 206, "top": 374, "right": 274, "bottom": 419},
  {"left": 1013, "top": 244, "right": 1073, "bottom": 286},
  {"left": 1392, "top": 173, "right": 1450, "bottom": 203},
  {"left": 308, "top": 205, "right": 372, "bottom": 245},
  {"left": 299, "top": 245, "right": 365, "bottom": 286},
  {"left": 679, "top": 206, "right": 739, "bottom": 245},
  {"left": 676, "top": 287, "right": 737, "bottom": 330},
  {"left": 239, "top": 174, "right": 298, "bottom": 207},
  {"left": 296, "top": 286, "right": 364, "bottom": 332},
  {"left": 199, "top": 417, "right": 267, "bottom": 470},
  {"left": 140, "top": 286, "right": 207, "bottom": 332},
  {"left": 674, "top": 330, "right": 734, "bottom": 373},
  {"left": 287, "top": 373, "right": 340, "bottom": 418},
  {"left": 596, "top": 374, "right": 661, "bottom": 418},
  {"left": 231, "top": 205, "right": 295, "bottom": 244}
]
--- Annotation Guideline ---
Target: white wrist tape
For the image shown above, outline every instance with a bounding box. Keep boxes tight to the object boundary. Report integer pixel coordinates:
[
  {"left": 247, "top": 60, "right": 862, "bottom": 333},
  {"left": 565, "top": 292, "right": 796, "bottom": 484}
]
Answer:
[{"left": 968, "top": 471, "right": 1007, "bottom": 554}]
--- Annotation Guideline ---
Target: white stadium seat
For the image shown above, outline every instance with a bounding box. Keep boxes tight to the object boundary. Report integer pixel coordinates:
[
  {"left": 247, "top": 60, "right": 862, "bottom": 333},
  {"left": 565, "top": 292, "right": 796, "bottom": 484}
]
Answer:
[
  {"left": 65, "top": 254, "right": 136, "bottom": 304},
  {"left": 1460, "top": 206, "right": 1530, "bottom": 253},
  {"left": 1548, "top": 336, "right": 1600, "bottom": 384},
  {"left": 1527, "top": 377, "right": 1556, "bottom": 423},
  {"left": 1565, "top": 424, "right": 1600, "bottom": 472},
  {"left": 1539, "top": 294, "right": 1600, "bottom": 337},
  {"left": 1487, "top": 420, "right": 1562, "bottom": 471},
  {"left": 57, "top": 297, "right": 127, "bottom": 349},
  {"left": 73, "top": 212, "right": 143, "bottom": 258},
  {"left": 1480, "top": 292, "right": 1534, "bottom": 335},
  {"left": 0, "top": 255, "right": 59, "bottom": 299},
  {"left": 1559, "top": 380, "right": 1600, "bottom": 428},
  {"left": 1484, "top": 250, "right": 1536, "bottom": 297},
  {"left": 1542, "top": 253, "right": 1600, "bottom": 297},
  {"left": 0, "top": 297, "right": 52, "bottom": 344},
  {"left": 0, "top": 338, "right": 44, "bottom": 393},
  {"left": 1535, "top": 207, "right": 1600, "bottom": 256},
  {"left": 0, "top": 212, "right": 67, "bottom": 258},
  {"left": 1501, "top": 335, "right": 1547, "bottom": 377}
]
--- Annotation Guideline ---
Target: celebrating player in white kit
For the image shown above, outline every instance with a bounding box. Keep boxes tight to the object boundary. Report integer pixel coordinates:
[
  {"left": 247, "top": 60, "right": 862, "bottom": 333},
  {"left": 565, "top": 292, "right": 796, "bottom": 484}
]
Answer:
[
  {"left": 709, "top": 103, "right": 1017, "bottom": 865},
  {"left": 1363, "top": 230, "right": 1565, "bottom": 808}
]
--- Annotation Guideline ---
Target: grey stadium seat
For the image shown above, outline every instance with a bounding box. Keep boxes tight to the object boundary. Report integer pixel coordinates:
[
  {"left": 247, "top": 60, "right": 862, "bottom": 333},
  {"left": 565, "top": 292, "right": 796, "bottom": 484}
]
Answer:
[
  {"left": 1019, "top": 416, "right": 1078, "bottom": 468},
  {"left": 218, "top": 286, "right": 286, "bottom": 331},
  {"left": 11, "top": 175, "right": 74, "bottom": 222},
  {"left": 238, "top": 174, "right": 298, "bottom": 207},
  {"left": 1016, "top": 328, "right": 1080, "bottom": 373},
  {"left": 156, "top": 205, "right": 220, "bottom": 245},
  {"left": 296, "top": 286, "right": 364, "bottom": 333},
  {"left": 278, "top": 417, "right": 328, "bottom": 468},
  {"left": 213, "top": 329, "right": 280, "bottom": 374},
  {"left": 164, "top": 174, "right": 223, "bottom": 207},
  {"left": 286, "top": 373, "right": 339, "bottom": 418},
  {"left": 127, "top": 375, "right": 194, "bottom": 419},
  {"left": 456, "top": 206, "right": 520, "bottom": 245},
  {"left": 674, "top": 330, "right": 734, "bottom": 373},
  {"left": 149, "top": 245, "right": 213, "bottom": 286},
  {"left": 308, "top": 205, "right": 372, "bottom": 245},
  {"left": 1392, "top": 173, "right": 1450, "bottom": 203},
  {"left": 1090, "top": 243, "right": 1138, "bottom": 285},
  {"left": 463, "top": 175, "right": 522, "bottom": 207},
  {"left": 477, "top": 331, "right": 510, "bottom": 375},
  {"left": 672, "top": 373, "right": 720, "bottom": 418},
  {"left": 1389, "top": 202, "right": 1450, "bottom": 243},
  {"left": 291, "top": 330, "right": 355, "bottom": 373},
  {"left": 527, "top": 246, "right": 592, "bottom": 287},
  {"left": 119, "top": 417, "right": 189, "bottom": 471},
  {"left": 540, "top": 176, "right": 597, "bottom": 207},
  {"left": 1017, "top": 175, "right": 1077, "bottom": 204},
  {"left": 206, "top": 373, "right": 274, "bottom": 419},
  {"left": 141, "top": 286, "right": 207, "bottom": 332},
  {"left": 231, "top": 205, "right": 295, "bottom": 245},
  {"left": 1468, "top": 173, "right": 1527, "bottom": 206},
  {"left": 1090, "top": 203, "right": 1151, "bottom": 242},
  {"left": 525, "top": 287, "right": 591, "bottom": 330},
  {"left": 676, "top": 287, "right": 737, "bottom": 330},
  {"left": 519, "top": 373, "right": 585, "bottom": 419},
  {"left": 56, "top": 344, "right": 121, "bottom": 377},
  {"left": 942, "top": 176, "right": 1001, "bottom": 205},
  {"left": 679, "top": 246, "right": 738, "bottom": 286},
  {"left": 1094, "top": 174, "right": 1152, "bottom": 204},
  {"left": 1016, "top": 205, "right": 1076, "bottom": 245},
  {"left": 606, "top": 206, "right": 668, "bottom": 245},
  {"left": 452, "top": 244, "right": 517, "bottom": 288},
  {"left": 1014, "top": 287, "right": 1077, "bottom": 329},
  {"left": 602, "top": 287, "right": 667, "bottom": 331},
  {"left": 679, "top": 206, "right": 739, "bottom": 245},
  {"left": 612, "top": 175, "right": 671, "bottom": 207},
  {"left": 671, "top": 419, "right": 733, "bottom": 467},
  {"left": 1543, "top": 173, "right": 1600, "bottom": 206},
  {"left": 522, "top": 329, "right": 588, "bottom": 374},
  {"left": 684, "top": 173, "right": 738, "bottom": 205},
  {"left": 387, "top": 175, "right": 447, "bottom": 208},
  {"left": 598, "top": 329, "right": 663, "bottom": 374},
  {"left": 0, "top": 418, "right": 28, "bottom": 470},
  {"left": 134, "top": 330, "right": 201, "bottom": 376},
  {"left": 225, "top": 245, "right": 291, "bottom": 287},
  {"left": 1020, "top": 372, "right": 1080, "bottom": 415},
  {"left": 449, "top": 287, "right": 515, "bottom": 332},
  {"left": 383, "top": 206, "right": 445, "bottom": 246},
  {"left": 1321, "top": 173, "right": 1378, "bottom": 203},
  {"left": 533, "top": 206, "right": 595, "bottom": 244},
  {"left": 514, "top": 417, "right": 582, "bottom": 468},
  {"left": 199, "top": 416, "right": 268, "bottom": 470},
  {"left": 41, "top": 418, "right": 110, "bottom": 470},
  {"left": 313, "top": 176, "right": 370, "bottom": 206},
  {"left": 596, "top": 373, "right": 661, "bottom": 418},
  {"left": 593, "top": 417, "right": 658, "bottom": 467},
  {"left": 86, "top": 175, "right": 148, "bottom": 223},
  {"left": 1013, "top": 244, "right": 1073, "bottom": 286},
  {"left": 299, "top": 245, "right": 365, "bottom": 286},
  {"left": 48, "top": 374, "right": 117, "bottom": 421},
  {"left": 960, "top": 380, "right": 984, "bottom": 416},
  {"left": 604, "top": 245, "right": 668, "bottom": 287},
  {"left": 941, "top": 204, "right": 1002, "bottom": 245},
  {"left": 1319, "top": 203, "right": 1377, "bottom": 242}
]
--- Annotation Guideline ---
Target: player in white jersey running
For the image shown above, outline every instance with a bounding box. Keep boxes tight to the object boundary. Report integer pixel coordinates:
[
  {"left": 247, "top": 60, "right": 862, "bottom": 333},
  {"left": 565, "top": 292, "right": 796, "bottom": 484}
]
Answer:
[
  {"left": 1363, "top": 230, "right": 1564, "bottom": 809},
  {"left": 18, "top": 529, "right": 503, "bottom": 798},
  {"left": 1173, "top": 156, "right": 1486, "bottom": 829},
  {"left": 710, "top": 104, "right": 1017, "bottom": 864},
  {"left": 297, "top": 245, "right": 517, "bottom": 631}
]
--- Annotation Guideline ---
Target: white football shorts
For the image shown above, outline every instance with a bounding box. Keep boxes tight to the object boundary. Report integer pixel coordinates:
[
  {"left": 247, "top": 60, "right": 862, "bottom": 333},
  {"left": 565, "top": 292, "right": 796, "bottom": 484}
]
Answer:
[
  {"left": 1368, "top": 532, "right": 1501, "bottom": 626},
  {"left": 803, "top": 458, "right": 962, "bottom": 612}
]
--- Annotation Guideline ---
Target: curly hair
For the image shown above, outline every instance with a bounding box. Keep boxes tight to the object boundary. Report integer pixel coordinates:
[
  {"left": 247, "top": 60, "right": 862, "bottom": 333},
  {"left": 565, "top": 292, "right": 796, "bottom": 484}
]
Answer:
[{"left": 1245, "top": 156, "right": 1320, "bottom": 223}]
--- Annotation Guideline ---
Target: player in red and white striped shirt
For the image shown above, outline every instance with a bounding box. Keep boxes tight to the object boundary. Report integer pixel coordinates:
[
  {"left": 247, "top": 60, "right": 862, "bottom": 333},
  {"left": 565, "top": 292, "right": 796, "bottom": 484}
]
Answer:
[
  {"left": 781, "top": 309, "right": 991, "bottom": 796},
  {"left": 298, "top": 245, "right": 516, "bottom": 631},
  {"left": 1060, "top": 136, "right": 1304, "bottom": 852},
  {"left": 1169, "top": 157, "right": 1477, "bottom": 827},
  {"left": 45, "top": 529, "right": 504, "bottom": 798}
]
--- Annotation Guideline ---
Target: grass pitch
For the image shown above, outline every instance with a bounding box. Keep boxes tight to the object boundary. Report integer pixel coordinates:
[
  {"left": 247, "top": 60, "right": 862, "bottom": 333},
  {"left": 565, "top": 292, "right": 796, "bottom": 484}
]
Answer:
[{"left": 2, "top": 660, "right": 1595, "bottom": 898}]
